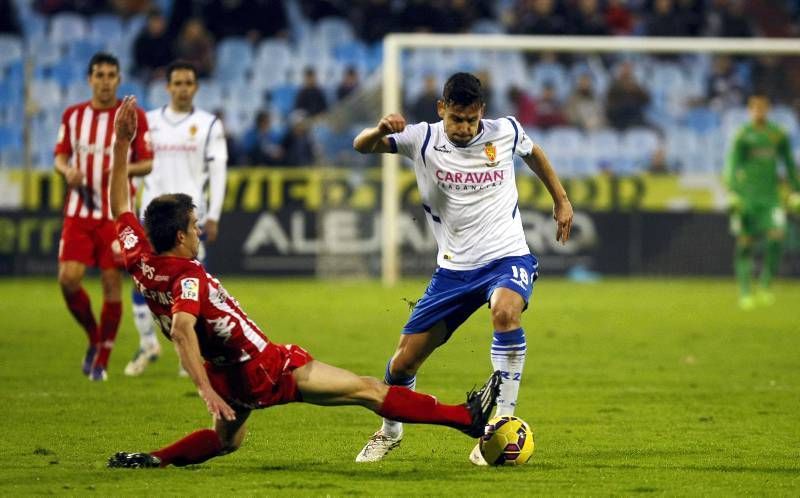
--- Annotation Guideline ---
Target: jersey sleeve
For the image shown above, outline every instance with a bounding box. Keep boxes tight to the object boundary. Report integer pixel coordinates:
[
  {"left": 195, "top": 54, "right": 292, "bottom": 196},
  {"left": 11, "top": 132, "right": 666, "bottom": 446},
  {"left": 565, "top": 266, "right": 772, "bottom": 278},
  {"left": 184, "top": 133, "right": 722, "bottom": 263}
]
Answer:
[
  {"left": 778, "top": 130, "right": 800, "bottom": 191},
  {"left": 54, "top": 108, "right": 73, "bottom": 157},
  {"left": 205, "top": 118, "right": 228, "bottom": 222},
  {"left": 115, "top": 211, "right": 153, "bottom": 272},
  {"left": 130, "top": 107, "right": 154, "bottom": 162},
  {"left": 507, "top": 116, "right": 534, "bottom": 157},
  {"left": 388, "top": 122, "right": 429, "bottom": 159},
  {"left": 724, "top": 129, "right": 746, "bottom": 191},
  {"left": 171, "top": 265, "right": 205, "bottom": 317}
]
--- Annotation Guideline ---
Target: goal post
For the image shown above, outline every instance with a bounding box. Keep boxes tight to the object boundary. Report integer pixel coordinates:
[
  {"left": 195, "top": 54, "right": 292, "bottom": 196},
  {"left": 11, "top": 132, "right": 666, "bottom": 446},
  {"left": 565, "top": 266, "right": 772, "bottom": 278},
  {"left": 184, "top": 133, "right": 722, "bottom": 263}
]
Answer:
[{"left": 380, "top": 34, "right": 800, "bottom": 286}]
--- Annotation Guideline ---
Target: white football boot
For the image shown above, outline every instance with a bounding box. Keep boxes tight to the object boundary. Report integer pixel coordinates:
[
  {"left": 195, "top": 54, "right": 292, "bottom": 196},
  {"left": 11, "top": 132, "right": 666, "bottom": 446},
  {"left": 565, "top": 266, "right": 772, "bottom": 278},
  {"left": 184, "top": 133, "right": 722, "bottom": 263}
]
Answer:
[
  {"left": 469, "top": 442, "right": 489, "bottom": 466},
  {"left": 355, "top": 430, "right": 403, "bottom": 462},
  {"left": 123, "top": 342, "right": 161, "bottom": 376}
]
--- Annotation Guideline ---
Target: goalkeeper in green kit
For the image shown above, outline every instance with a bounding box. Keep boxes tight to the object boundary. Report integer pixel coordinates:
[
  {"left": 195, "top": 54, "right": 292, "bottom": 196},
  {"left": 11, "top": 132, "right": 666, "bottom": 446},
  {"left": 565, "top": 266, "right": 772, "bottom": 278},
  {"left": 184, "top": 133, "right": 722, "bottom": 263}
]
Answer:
[{"left": 724, "top": 95, "right": 800, "bottom": 310}]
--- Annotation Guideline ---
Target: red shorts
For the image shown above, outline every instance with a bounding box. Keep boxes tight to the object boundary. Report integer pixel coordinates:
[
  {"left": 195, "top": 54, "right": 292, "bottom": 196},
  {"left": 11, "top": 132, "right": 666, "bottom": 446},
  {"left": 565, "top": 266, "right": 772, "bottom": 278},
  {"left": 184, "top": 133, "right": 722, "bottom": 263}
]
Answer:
[
  {"left": 58, "top": 217, "right": 123, "bottom": 269},
  {"left": 205, "top": 343, "right": 313, "bottom": 410}
]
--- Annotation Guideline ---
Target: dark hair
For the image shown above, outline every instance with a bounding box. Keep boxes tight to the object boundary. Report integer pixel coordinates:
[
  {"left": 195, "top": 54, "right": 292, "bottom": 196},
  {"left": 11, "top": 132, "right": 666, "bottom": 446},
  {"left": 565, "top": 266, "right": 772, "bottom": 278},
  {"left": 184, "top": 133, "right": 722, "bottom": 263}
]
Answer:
[
  {"left": 144, "top": 194, "right": 195, "bottom": 254},
  {"left": 166, "top": 60, "right": 198, "bottom": 83},
  {"left": 87, "top": 52, "right": 120, "bottom": 76},
  {"left": 442, "top": 72, "right": 484, "bottom": 107}
]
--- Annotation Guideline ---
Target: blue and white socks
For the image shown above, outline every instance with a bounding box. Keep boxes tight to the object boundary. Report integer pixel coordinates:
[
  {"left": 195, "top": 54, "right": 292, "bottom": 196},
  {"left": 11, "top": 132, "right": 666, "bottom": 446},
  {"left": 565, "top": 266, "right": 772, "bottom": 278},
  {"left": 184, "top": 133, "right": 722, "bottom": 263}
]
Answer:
[
  {"left": 381, "top": 360, "right": 416, "bottom": 438},
  {"left": 490, "top": 328, "right": 527, "bottom": 416}
]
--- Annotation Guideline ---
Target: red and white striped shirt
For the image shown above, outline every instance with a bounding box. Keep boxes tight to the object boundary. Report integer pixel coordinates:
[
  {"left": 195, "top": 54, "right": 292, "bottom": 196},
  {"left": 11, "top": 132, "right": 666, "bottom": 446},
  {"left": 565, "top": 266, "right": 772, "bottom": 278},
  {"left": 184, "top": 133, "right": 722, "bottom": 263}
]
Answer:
[
  {"left": 54, "top": 100, "right": 153, "bottom": 220},
  {"left": 115, "top": 212, "right": 270, "bottom": 366}
]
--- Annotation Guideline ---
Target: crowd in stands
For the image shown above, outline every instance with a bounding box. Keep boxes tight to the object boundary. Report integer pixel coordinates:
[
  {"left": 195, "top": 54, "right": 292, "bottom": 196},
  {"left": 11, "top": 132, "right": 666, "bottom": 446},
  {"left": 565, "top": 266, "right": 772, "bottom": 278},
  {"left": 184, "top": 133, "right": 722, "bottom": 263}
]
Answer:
[{"left": 1, "top": 0, "right": 800, "bottom": 175}]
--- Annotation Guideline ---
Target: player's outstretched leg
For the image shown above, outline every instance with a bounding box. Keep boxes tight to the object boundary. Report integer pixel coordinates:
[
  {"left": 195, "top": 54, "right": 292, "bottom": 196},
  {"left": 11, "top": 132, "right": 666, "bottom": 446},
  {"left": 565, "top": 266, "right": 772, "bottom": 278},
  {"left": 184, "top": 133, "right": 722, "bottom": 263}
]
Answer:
[
  {"left": 292, "top": 360, "right": 501, "bottom": 461},
  {"left": 108, "top": 410, "right": 250, "bottom": 469},
  {"left": 124, "top": 288, "right": 161, "bottom": 376}
]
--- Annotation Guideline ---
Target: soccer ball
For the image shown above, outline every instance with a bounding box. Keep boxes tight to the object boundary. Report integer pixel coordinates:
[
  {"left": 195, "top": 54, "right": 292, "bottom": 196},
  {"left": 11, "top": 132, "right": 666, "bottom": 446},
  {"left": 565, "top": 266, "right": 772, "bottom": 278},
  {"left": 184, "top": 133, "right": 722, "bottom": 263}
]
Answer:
[{"left": 479, "top": 415, "right": 534, "bottom": 466}]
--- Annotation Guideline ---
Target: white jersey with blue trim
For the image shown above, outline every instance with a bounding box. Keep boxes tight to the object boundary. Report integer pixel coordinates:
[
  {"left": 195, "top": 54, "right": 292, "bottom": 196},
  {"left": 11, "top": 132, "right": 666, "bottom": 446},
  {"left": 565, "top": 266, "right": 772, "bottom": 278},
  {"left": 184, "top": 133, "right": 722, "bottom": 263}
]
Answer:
[
  {"left": 142, "top": 106, "right": 228, "bottom": 225},
  {"left": 389, "top": 116, "right": 534, "bottom": 270}
]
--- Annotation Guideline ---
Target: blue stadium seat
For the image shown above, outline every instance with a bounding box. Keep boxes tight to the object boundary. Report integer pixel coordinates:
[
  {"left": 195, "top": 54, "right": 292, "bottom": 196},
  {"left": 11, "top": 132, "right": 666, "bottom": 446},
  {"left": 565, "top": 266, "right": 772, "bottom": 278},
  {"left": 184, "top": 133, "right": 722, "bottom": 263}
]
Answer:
[
  {"left": 621, "top": 127, "right": 660, "bottom": 164},
  {"left": 333, "top": 40, "right": 367, "bottom": 67},
  {"left": 216, "top": 37, "right": 253, "bottom": 83},
  {"left": 147, "top": 80, "right": 169, "bottom": 108},
  {"left": 119, "top": 80, "right": 145, "bottom": 103},
  {"left": 65, "top": 81, "right": 92, "bottom": 103},
  {"left": 0, "top": 35, "right": 23, "bottom": 67},
  {"left": 314, "top": 17, "right": 354, "bottom": 48},
  {"left": 30, "top": 79, "right": 63, "bottom": 110},
  {"left": 684, "top": 107, "right": 719, "bottom": 134},
  {"left": 50, "top": 12, "right": 89, "bottom": 46},
  {"left": 28, "top": 39, "right": 62, "bottom": 66},
  {"left": 20, "top": 11, "right": 47, "bottom": 40},
  {"left": 90, "top": 14, "right": 124, "bottom": 41},
  {"left": 587, "top": 129, "right": 621, "bottom": 165},
  {"left": 51, "top": 60, "right": 85, "bottom": 88},
  {"left": 530, "top": 62, "right": 570, "bottom": 100},
  {"left": 470, "top": 19, "right": 505, "bottom": 34},
  {"left": 195, "top": 81, "right": 224, "bottom": 110},
  {"left": 269, "top": 84, "right": 298, "bottom": 117},
  {"left": 66, "top": 39, "right": 105, "bottom": 65},
  {"left": 366, "top": 43, "right": 382, "bottom": 73}
]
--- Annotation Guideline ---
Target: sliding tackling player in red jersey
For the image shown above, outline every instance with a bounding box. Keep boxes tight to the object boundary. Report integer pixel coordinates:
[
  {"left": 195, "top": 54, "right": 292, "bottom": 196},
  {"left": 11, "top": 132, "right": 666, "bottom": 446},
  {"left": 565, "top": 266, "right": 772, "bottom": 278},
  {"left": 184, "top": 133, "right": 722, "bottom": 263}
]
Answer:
[{"left": 106, "top": 96, "right": 501, "bottom": 468}]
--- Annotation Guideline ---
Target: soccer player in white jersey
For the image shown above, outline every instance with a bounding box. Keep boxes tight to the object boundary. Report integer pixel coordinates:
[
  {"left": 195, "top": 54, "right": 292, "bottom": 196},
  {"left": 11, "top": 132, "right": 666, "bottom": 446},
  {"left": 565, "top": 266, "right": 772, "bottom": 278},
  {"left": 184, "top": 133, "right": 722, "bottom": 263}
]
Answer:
[
  {"left": 124, "top": 61, "right": 228, "bottom": 376},
  {"left": 352, "top": 72, "right": 574, "bottom": 464}
]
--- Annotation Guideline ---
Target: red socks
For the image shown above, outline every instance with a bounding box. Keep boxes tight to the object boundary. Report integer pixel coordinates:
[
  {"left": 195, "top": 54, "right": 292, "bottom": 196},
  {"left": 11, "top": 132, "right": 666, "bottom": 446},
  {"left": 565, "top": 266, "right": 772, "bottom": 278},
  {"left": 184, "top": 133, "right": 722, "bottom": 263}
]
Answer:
[
  {"left": 93, "top": 301, "right": 122, "bottom": 369},
  {"left": 64, "top": 287, "right": 99, "bottom": 344},
  {"left": 152, "top": 429, "right": 223, "bottom": 467},
  {"left": 378, "top": 386, "right": 472, "bottom": 429}
]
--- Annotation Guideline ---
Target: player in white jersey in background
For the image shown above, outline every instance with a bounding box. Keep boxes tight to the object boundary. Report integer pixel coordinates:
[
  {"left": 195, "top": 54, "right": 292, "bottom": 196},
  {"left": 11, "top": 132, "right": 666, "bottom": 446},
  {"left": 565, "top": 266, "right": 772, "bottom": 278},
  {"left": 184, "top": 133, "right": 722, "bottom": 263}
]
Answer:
[
  {"left": 124, "top": 60, "right": 228, "bottom": 376},
  {"left": 352, "top": 72, "right": 573, "bottom": 464}
]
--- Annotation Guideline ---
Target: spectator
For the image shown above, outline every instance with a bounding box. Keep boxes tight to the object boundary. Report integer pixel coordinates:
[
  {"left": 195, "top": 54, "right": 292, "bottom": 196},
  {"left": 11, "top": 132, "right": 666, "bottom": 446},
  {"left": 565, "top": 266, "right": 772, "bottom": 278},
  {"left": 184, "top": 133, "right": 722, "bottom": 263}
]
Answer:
[
  {"left": 241, "top": 110, "right": 285, "bottom": 165},
  {"left": 0, "top": 0, "right": 20, "bottom": 34},
  {"left": 706, "top": 55, "right": 745, "bottom": 112},
  {"left": 646, "top": 0, "right": 687, "bottom": 37},
  {"left": 110, "top": 0, "right": 150, "bottom": 17},
  {"left": 336, "top": 66, "right": 360, "bottom": 101},
  {"left": 173, "top": 18, "right": 215, "bottom": 78},
  {"left": 512, "top": 0, "right": 567, "bottom": 35},
  {"left": 281, "top": 110, "right": 317, "bottom": 166},
  {"left": 204, "top": 0, "right": 288, "bottom": 43},
  {"left": 532, "top": 82, "right": 567, "bottom": 129},
  {"left": 293, "top": 67, "right": 328, "bottom": 117},
  {"left": 569, "top": 0, "right": 609, "bottom": 36},
  {"left": 675, "top": 0, "right": 704, "bottom": 36},
  {"left": 408, "top": 74, "right": 440, "bottom": 124},
  {"left": 507, "top": 85, "right": 537, "bottom": 127},
  {"left": 606, "top": 62, "right": 651, "bottom": 130},
  {"left": 213, "top": 109, "right": 240, "bottom": 166},
  {"left": 606, "top": 0, "right": 634, "bottom": 35},
  {"left": 720, "top": 0, "right": 753, "bottom": 38},
  {"left": 350, "top": 0, "right": 399, "bottom": 44},
  {"left": 647, "top": 145, "right": 679, "bottom": 175},
  {"left": 565, "top": 74, "right": 606, "bottom": 131},
  {"left": 133, "top": 8, "right": 174, "bottom": 82}
]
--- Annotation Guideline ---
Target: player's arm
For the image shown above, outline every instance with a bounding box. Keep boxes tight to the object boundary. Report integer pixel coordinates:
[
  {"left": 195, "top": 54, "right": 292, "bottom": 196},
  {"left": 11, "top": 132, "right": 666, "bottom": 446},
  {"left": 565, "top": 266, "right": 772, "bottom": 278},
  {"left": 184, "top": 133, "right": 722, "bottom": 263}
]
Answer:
[
  {"left": 522, "top": 144, "right": 573, "bottom": 244},
  {"left": 205, "top": 119, "right": 229, "bottom": 243},
  {"left": 723, "top": 131, "right": 744, "bottom": 192},
  {"left": 126, "top": 158, "right": 152, "bottom": 177},
  {"left": 54, "top": 153, "right": 84, "bottom": 188},
  {"left": 353, "top": 113, "right": 406, "bottom": 154},
  {"left": 126, "top": 107, "right": 153, "bottom": 177},
  {"left": 778, "top": 131, "right": 800, "bottom": 192},
  {"left": 170, "top": 311, "right": 236, "bottom": 422},
  {"left": 110, "top": 96, "right": 138, "bottom": 219}
]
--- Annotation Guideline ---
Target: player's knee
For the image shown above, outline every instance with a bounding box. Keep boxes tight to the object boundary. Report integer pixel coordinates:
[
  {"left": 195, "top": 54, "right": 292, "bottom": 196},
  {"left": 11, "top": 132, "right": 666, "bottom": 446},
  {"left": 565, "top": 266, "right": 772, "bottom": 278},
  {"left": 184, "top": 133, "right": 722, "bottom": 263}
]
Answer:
[
  {"left": 58, "top": 269, "right": 82, "bottom": 293},
  {"left": 389, "top": 355, "right": 420, "bottom": 379},
  {"left": 491, "top": 305, "right": 520, "bottom": 331}
]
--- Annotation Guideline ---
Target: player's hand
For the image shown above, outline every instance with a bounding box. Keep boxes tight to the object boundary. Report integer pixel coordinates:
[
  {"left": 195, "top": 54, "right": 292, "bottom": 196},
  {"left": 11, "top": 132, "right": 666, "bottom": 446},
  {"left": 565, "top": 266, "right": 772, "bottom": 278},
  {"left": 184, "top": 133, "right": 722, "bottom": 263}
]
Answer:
[
  {"left": 199, "top": 386, "right": 236, "bottom": 422},
  {"left": 64, "top": 167, "right": 84, "bottom": 188},
  {"left": 114, "top": 95, "right": 138, "bottom": 142},
  {"left": 377, "top": 114, "right": 406, "bottom": 136},
  {"left": 554, "top": 199, "right": 573, "bottom": 245},
  {"left": 204, "top": 220, "right": 219, "bottom": 243}
]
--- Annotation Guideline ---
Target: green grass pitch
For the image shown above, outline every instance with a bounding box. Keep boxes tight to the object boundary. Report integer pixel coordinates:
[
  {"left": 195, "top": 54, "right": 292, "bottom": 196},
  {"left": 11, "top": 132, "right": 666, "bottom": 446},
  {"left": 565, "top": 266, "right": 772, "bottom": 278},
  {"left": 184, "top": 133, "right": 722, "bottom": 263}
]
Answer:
[{"left": 1, "top": 276, "right": 799, "bottom": 496}]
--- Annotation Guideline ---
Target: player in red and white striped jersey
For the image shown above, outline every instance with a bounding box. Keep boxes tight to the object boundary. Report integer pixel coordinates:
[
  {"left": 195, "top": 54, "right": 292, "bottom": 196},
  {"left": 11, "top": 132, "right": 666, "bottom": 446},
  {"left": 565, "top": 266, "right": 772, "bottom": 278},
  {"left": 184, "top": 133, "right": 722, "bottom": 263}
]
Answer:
[
  {"left": 106, "top": 97, "right": 501, "bottom": 468},
  {"left": 54, "top": 53, "right": 153, "bottom": 381}
]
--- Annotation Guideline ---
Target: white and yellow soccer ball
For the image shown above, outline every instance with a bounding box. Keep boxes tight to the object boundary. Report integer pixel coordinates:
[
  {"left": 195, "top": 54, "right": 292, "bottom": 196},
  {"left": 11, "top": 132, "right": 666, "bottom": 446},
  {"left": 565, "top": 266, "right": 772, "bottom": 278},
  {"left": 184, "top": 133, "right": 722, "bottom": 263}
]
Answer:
[{"left": 479, "top": 415, "right": 535, "bottom": 466}]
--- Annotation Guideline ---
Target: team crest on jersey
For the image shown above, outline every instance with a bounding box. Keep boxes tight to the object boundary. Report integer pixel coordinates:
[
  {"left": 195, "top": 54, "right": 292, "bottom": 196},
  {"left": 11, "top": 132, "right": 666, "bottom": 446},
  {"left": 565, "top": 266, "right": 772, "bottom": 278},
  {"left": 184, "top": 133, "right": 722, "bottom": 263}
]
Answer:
[
  {"left": 181, "top": 278, "right": 199, "bottom": 300},
  {"left": 484, "top": 142, "right": 497, "bottom": 162},
  {"left": 189, "top": 124, "right": 198, "bottom": 139}
]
